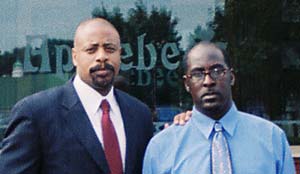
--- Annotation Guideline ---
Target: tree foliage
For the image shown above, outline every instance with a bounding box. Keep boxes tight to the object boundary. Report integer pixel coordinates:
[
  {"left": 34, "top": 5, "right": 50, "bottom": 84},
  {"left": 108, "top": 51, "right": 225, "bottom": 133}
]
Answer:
[{"left": 189, "top": 0, "right": 300, "bottom": 120}]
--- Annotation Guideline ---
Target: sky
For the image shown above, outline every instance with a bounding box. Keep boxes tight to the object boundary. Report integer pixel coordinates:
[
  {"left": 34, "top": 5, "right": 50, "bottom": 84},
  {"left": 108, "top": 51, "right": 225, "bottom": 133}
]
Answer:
[{"left": 0, "top": 0, "right": 223, "bottom": 52}]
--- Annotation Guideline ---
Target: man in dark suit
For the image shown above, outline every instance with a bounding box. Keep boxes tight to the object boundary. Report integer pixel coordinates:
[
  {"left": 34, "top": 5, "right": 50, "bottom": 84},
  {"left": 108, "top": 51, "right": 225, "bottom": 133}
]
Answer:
[{"left": 0, "top": 18, "right": 153, "bottom": 174}]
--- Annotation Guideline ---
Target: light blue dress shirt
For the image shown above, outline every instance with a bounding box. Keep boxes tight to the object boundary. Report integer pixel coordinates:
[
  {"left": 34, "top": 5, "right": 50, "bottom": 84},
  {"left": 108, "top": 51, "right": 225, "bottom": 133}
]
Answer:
[{"left": 143, "top": 104, "right": 296, "bottom": 174}]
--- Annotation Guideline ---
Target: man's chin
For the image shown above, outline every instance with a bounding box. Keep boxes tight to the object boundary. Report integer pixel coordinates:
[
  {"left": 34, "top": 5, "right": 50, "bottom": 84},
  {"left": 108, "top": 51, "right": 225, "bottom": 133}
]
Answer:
[
  {"left": 93, "top": 81, "right": 111, "bottom": 89},
  {"left": 202, "top": 102, "right": 221, "bottom": 111},
  {"left": 91, "top": 78, "right": 113, "bottom": 91}
]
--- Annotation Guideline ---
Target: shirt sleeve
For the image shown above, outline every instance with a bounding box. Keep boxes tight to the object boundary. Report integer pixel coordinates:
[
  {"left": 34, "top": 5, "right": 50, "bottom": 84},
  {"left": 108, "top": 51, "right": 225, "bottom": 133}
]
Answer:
[
  {"left": 142, "top": 139, "right": 160, "bottom": 174},
  {"left": 275, "top": 128, "right": 296, "bottom": 174}
]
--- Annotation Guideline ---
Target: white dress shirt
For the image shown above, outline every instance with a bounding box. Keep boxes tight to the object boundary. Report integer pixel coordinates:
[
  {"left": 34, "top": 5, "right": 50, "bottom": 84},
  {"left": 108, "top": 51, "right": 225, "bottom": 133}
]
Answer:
[{"left": 73, "top": 75, "right": 126, "bottom": 171}]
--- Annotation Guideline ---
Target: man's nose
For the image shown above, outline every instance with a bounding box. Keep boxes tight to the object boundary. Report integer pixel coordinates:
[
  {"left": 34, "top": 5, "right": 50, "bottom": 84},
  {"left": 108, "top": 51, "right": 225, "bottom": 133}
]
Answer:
[
  {"left": 202, "top": 73, "right": 216, "bottom": 87},
  {"left": 95, "top": 48, "right": 108, "bottom": 62}
]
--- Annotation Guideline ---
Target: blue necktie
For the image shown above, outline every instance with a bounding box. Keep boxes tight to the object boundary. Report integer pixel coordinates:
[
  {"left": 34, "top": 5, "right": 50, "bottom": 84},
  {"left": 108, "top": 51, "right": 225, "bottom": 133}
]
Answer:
[{"left": 211, "top": 122, "right": 233, "bottom": 174}]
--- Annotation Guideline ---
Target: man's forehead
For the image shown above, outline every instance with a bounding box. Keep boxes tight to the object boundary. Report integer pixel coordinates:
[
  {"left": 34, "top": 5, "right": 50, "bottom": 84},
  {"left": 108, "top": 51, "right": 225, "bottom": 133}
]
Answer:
[
  {"left": 77, "top": 18, "right": 116, "bottom": 32},
  {"left": 74, "top": 20, "right": 120, "bottom": 47},
  {"left": 188, "top": 45, "right": 225, "bottom": 64},
  {"left": 189, "top": 44, "right": 223, "bottom": 57},
  {"left": 83, "top": 40, "right": 120, "bottom": 49},
  {"left": 185, "top": 45, "right": 227, "bottom": 72},
  {"left": 77, "top": 22, "right": 119, "bottom": 38}
]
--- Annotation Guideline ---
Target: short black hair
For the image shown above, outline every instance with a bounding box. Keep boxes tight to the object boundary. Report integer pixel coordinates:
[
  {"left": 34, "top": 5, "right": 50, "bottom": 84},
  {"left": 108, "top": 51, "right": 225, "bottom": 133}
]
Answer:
[{"left": 182, "top": 41, "right": 231, "bottom": 73}]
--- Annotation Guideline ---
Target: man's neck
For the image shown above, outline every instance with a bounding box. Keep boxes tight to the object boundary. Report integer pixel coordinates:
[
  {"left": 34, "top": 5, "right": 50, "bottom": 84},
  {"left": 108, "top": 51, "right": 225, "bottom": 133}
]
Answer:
[
  {"left": 197, "top": 101, "right": 233, "bottom": 120},
  {"left": 90, "top": 84, "right": 113, "bottom": 96}
]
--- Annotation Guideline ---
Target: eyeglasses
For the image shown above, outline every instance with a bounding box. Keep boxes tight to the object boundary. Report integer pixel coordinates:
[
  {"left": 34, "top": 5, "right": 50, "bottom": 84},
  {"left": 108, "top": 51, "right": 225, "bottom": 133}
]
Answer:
[{"left": 184, "top": 67, "right": 230, "bottom": 82}]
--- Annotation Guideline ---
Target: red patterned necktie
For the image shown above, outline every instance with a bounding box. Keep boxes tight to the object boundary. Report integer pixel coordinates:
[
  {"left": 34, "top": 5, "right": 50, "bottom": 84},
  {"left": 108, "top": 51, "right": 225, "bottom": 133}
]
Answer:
[{"left": 101, "top": 99, "right": 123, "bottom": 174}]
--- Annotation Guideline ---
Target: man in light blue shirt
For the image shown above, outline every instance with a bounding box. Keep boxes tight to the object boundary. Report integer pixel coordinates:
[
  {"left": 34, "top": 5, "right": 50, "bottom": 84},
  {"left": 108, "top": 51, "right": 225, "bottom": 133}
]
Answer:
[{"left": 143, "top": 42, "right": 295, "bottom": 174}]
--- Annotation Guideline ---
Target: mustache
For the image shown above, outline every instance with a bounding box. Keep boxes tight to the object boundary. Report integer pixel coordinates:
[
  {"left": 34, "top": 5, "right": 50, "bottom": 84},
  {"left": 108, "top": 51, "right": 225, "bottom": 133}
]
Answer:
[{"left": 89, "top": 63, "right": 115, "bottom": 74}]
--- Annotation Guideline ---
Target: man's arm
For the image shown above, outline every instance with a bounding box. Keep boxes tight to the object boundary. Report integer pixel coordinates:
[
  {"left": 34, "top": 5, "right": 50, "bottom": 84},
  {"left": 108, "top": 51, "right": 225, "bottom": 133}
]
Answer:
[
  {"left": 276, "top": 129, "right": 296, "bottom": 174},
  {"left": 0, "top": 100, "right": 41, "bottom": 174},
  {"left": 142, "top": 140, "right": 159, "bottom": 174}
]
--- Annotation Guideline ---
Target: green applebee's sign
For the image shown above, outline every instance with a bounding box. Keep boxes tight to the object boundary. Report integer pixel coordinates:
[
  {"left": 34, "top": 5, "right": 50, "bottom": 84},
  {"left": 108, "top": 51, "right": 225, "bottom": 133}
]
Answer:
[{"left": 23, "top": 34, "right": 181, "bottom": 87}]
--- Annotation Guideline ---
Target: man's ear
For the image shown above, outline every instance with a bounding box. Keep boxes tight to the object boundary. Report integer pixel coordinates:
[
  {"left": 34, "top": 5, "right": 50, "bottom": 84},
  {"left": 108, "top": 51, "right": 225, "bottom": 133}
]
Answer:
[
  {"left": 183, "top": 75, "right": 190, "bottom": 92},
  {"left": 118, "top": 46, "right": 122, "bottom": 55},
  {"left": 72, "top": 48, "right": 78, "bottom": 67},
  {"left": 230, "top": 69, "right": 235, "bottom": 86},
  {"left": 185, "top": 84, "right": 190, "bottom": 92}
]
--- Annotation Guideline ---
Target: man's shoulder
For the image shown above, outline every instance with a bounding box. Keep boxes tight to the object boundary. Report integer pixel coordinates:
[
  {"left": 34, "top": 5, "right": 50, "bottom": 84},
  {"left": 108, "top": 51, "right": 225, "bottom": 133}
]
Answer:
[
  {"left": 8, "top": 83, "right": 71, "bottom": 124},
  {"left": 114, "top": 89, "right": 149, "bottom": 110},
  {"left": 237, "top": 111, "right": 284, "bottom": 134},
  {"left": 148, "top": 124, "right": 187, "bottom": 148},
  {"left": 14, "top": 83, "right": 70, "bottom": 110}
]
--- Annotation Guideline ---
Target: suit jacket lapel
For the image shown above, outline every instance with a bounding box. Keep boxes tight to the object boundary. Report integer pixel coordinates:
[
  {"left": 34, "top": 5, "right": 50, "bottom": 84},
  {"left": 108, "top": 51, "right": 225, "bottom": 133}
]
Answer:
[
  {"left": 60, "top": 82, "right": 110, "bottom": 174},
  {"left": 114, "top": 89, "right": 138, "bottom": 174}
]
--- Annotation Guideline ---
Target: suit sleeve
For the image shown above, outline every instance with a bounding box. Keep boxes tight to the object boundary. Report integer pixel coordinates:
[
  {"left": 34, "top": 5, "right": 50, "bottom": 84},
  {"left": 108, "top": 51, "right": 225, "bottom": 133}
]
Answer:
[
  {"left": 144, "top": 108, "right": 154, "bottom": 144},
  {"left": 136, "top": 106, "right": 153, "bottom": 174},
  {"left": 0, "top": 100, "right": 41, "bottom": 174}
]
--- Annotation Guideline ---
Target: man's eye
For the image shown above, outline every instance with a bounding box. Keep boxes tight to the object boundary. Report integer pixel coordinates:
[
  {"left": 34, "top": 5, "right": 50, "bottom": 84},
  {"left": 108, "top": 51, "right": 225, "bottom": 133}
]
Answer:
[
  {"left": 105, "top": 47, "right": 116, "bottom": 53},
  {"left": 192, "top": 72, "right": 204, "bottom": 77},
  {"left": 86, "top": 48, "right": 96, "bottom": 53},
  {"left": 213, "top": 68, "right": 224, "bottom": 74}
]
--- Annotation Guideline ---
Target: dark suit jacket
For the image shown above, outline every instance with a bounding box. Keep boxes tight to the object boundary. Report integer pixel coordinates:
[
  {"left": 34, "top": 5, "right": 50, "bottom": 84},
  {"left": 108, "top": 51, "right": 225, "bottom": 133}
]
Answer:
[{"left": 0, "top": 81, "right": 153, "bottom": 174}]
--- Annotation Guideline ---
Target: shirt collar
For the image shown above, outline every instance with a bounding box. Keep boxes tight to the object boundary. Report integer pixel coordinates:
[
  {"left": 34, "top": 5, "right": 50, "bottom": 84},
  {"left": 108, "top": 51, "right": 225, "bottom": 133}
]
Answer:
[
  {"left": 191, "top": 103, "right": 239, "bottom": 140},
  {"left": 73, "top": 75, "right": 116, "bottom": 115}
]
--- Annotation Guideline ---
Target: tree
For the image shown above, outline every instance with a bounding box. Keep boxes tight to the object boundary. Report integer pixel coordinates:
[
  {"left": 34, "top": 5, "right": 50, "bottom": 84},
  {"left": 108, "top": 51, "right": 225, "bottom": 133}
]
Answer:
[{"left": 197, "top": 0, "right": 300, "bottom": 121}]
